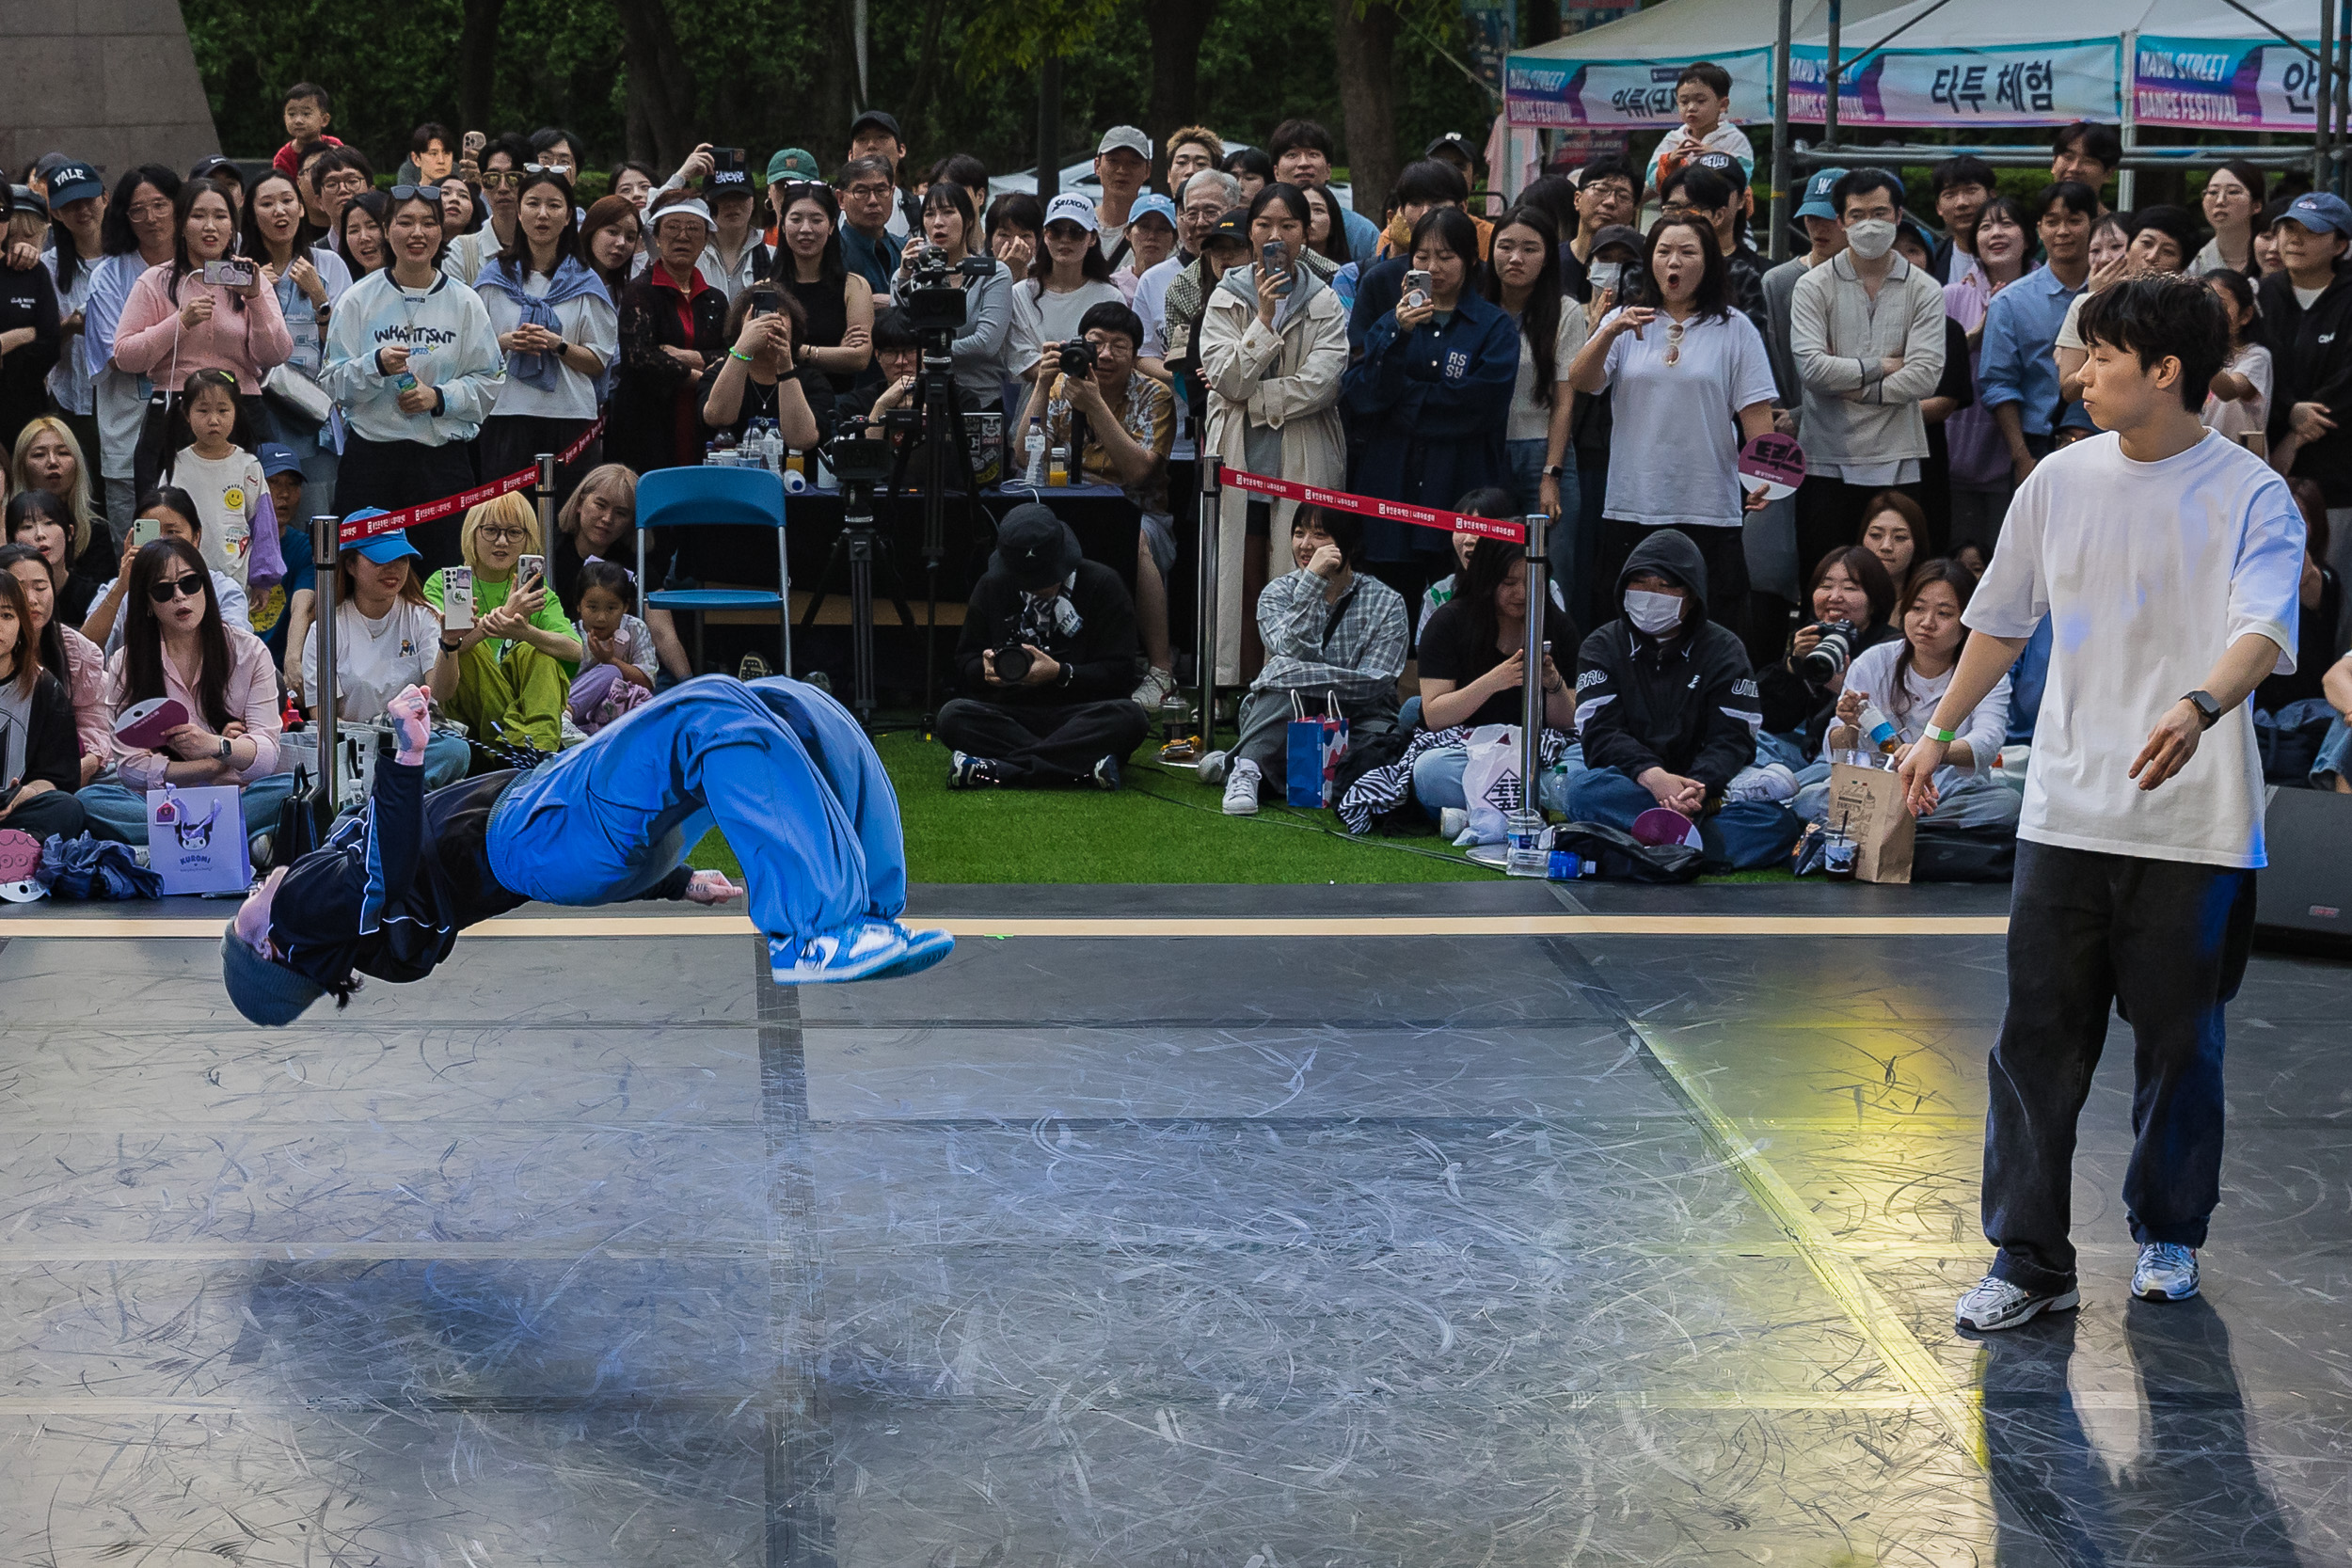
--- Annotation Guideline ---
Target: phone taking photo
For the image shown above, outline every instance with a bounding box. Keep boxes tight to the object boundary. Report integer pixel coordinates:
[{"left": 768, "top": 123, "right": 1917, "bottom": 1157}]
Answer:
[
  {"left": 202, "top": 258, "right": 255, "bottom": 288},
  {"left": 131, "top": 516, "right": 164, "bottom": 549},
  {"left": 748, "top": 289, "right": 781, "bottom": 320},
  {"left": 517, "top": 554, "right": 546, "bottom": 592},
  {"left": 441, "top": 566, "right": 475, "bottom": 630},
  {"left": 462, "top": 130, "right": 486, "bottom": 153},
  {"left": 1259, "top": 239, "right": 1293, "bottom": 296},
  {"left": 1404, "top": 268, "right": 1433, "bottom": 309}
]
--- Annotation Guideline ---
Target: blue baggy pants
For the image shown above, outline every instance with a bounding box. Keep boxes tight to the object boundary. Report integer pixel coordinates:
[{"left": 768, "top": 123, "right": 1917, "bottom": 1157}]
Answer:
[{"left": 485, "top": 676, "right": 906, "bottom": 944}]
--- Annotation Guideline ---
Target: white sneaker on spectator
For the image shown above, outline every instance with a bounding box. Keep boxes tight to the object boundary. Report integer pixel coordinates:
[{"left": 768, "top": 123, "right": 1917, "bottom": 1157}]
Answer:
[
  {"left": 1223, "top": 759, "right": 1262, "bottom": 816},
  {"left": 1438, "top": 806, "right": 1469, "bottom": 842},
  {"left": 2133, "top": 1243, "right": 2200, "bottom": 1301},
  {"left": 1196, "top": 750, "right": 1229, "bottom": 785},
  {"left": 1955, "top": 1274, "right": 2079, "bottom": 1332},
  {"left": 1132, "top": 665, "right": 1178, "bottom": 708}
]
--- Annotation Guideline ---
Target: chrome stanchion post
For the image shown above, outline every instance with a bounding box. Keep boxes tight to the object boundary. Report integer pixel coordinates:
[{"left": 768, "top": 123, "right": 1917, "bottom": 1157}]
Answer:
[
  {"left": 310, "top": 515, "right": 341, "bottom": 832},
  {"left": 533, "top": 451, "right": 556, "bottom": 552},
  {"left": 1507, "top": 515, "right": 1552, "bottom": 875},
  {"left": 1194, "top": 458, "right": 1222, "bottom": 757}
]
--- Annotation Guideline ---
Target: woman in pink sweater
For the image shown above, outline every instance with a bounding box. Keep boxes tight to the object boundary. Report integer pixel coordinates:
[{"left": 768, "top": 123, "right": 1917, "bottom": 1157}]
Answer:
[{"left": 111, "top": 179, "right": 293, "bottom": 488}]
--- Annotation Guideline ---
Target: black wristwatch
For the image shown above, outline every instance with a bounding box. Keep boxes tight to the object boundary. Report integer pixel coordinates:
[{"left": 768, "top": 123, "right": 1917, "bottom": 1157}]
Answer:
[
  {"left": 1542, "top": 464, "right": 1566, "bottom": 479},
  {"left": 215, "top": 736, "right": 233, "bottom": 762},
  {"left": 2184, "top": 689, "right": 2224, "bottom": 730},
  {"left": 439, "top": 636, "right": 464, "bottom": 653}
]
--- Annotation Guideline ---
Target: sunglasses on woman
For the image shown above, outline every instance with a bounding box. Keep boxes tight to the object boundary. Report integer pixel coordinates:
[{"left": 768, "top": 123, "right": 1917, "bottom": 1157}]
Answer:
[
  {"left": 148, "top": 572, "right": 208, "bottom": 604},
  {"left": 389, "top": 182, "right": 444, "bottom": 202}
]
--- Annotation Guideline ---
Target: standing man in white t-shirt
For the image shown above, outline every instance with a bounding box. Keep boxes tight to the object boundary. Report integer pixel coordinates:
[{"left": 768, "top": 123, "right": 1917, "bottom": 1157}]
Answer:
[{"left": 1899, "top": 277, "right": 2306, "bottom": 1333}]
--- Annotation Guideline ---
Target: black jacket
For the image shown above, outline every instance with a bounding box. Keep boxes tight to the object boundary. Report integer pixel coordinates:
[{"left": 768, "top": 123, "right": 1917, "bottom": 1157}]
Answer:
[
  {"left": 2258, "top": 265, "right": 2352, "bottom": 505},
  {"left": 268, "top": 760, "right": 691, "bottom": 992},
  {"left": 1, "top": 670, "right": 81, "bottom": 796},
  {"left": 610, "top": 270, "right": 732, "bottom": 475},
  {"left": 1757, "top": 618, "right": 1901, "bottom": 754},
  {"left": 0, "top": 259, "right": 61, "bottom": 451},
  {"left": 1573, "top": 528, "right": 1761, "bottom": 797},
  {"left": 953, "top": 559, "right": 1139, "bottom": 706}
]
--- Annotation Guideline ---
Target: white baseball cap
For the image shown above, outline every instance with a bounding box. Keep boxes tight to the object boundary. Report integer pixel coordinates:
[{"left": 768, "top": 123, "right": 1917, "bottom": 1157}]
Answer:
[
  {"left": 1097, "top": 125, "right": 1152, "bottom": 161},
  {"left": 1042, "top": 192, "right": 1099, "bottom": 232}
]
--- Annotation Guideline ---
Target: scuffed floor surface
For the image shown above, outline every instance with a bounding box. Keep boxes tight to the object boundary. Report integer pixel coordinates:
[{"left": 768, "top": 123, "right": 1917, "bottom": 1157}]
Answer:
[{"left": 0, "top": 882, "right": 2342, "bottom": 1564}]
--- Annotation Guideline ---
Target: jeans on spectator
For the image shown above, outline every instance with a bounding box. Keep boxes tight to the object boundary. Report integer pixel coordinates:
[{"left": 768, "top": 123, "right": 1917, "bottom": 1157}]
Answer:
[
  {"left": 1, "top": 787, "right": 87, "bottom": 842},
  {"left": 1233, "top": 689, "right": 1397, "bottom": 792},
  {"left": 1982, "top": 840, "right": 2255, "bottom": 1296},
  {"left": 1755, "top": 731, "right": 1811, "bottom": 770},
  {"left": 1500, "top": 440, "right": 1581, "bottom": 599},
  {"left": 935, "top": 697, "right": 1150, "bottom": 785},
  {"left": 485, "top": 675, "right": 900, "bottom": 946},
  {"left": 1563, "top": 766, "right": 1800, "bottom": 869},
  {"left": 77, "top": 772, "right": 298, "bottom": 847},
  {"left": 1795, "top": 769, "right": 2021, "bottom": 830},
  {"left": 1411, "top": 740, "right": 1577, "bottom": 816},
  {"left": 2314, "top": 714, "right": 2352, "bottom": 789}
]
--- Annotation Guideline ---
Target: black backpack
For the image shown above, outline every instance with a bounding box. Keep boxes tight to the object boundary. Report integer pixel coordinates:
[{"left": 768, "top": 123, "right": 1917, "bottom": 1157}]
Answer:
[{"left": 1551, "top": 821, "right": 1705, "bottom": 882}]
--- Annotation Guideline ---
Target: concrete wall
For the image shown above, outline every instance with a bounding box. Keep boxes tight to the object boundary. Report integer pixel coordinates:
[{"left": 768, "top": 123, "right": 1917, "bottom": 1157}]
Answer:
[{"left": 0, "top": 0, "right": 219, "bottom": 181}]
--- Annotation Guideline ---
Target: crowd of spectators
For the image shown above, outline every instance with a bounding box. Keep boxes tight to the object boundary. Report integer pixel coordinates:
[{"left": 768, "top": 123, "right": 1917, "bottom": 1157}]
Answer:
[{"left": 2, "top": 71, "right": 2348, "bottom": 880}]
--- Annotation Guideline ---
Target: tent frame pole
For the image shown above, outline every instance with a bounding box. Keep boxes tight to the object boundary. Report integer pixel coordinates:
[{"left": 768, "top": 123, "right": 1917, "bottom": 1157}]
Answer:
[{"left": 1770, "top": 0, "right": 1793, "bottom": 263}]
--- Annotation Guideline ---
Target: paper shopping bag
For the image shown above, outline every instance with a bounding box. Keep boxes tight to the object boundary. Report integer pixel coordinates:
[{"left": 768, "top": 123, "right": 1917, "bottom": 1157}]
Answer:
[
  {"left": 1285, "top": 691, "right": 1350, "bottom": 809},
  {"left": 1823, "top": 759, "right": 1915, "bottom": 884},
  {"left": 147, "top": 784, "right": 251, "bottom": 896}
]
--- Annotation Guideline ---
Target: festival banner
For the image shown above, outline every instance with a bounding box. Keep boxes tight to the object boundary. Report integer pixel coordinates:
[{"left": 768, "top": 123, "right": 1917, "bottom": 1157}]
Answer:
[
  {"left": 2133, "top": 35, "right": 2323, "bottom": 131},
  {"left": 1463, "top": 0, "right": 1515, "bottom": 100},
  {"left": 1785, "top": 39, "right": 2118, "bottom": 127},
  {"left": 1504, "top": 45, "right": 1773, "bottom": 129}
]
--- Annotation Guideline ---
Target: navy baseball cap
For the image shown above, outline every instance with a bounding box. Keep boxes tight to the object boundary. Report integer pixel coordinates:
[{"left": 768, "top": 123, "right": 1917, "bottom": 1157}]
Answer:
[
  {"left": 2287, "top": 192, "right": 2352, "bottom": 235},
  {"left": 1796, "top": 166, "right": 1848, "bottom": 220},
  {"left": 42, "top": 161, "right": 104, "bottom": 208},
  {"left": 256, "top": 442, "right": 303, "bottom": 479}
]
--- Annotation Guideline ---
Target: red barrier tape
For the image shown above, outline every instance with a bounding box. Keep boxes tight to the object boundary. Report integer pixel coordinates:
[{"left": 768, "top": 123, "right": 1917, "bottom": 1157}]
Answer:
[
  {"left": 337, "top": 418, "right": 607, "bottom": 545},
  {"left": 1221, "top": 467, "right": 1529, "bottom": 544}
]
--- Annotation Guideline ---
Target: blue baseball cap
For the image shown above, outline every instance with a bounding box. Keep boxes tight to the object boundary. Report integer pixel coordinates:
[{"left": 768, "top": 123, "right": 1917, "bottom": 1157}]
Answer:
[
  {"left": 2286, "top": 192, "right": 2352, "bottom": 236},
  {"left": 1795, "top": 166, "right": 1848, "bottom": 221},
  {"left": 1126, "top": 193, "right": 1178, "bottom": 231},
  {"left": 343, "top": 513, "right": 421, "bottom": 564},
  {"left": 256, "top": 442, "right": 303, "bottom": 479}
]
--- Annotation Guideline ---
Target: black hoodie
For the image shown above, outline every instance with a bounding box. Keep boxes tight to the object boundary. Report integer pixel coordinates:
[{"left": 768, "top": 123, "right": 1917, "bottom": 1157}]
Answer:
[{"left": 1572, "top": 529, "right": 1761, "bottom": 796}]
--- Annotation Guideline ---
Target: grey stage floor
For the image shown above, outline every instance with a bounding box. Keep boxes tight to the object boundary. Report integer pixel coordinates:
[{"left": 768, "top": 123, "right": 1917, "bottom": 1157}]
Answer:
[{"left": 0, "top": 881, "right": 2344, "bottom": 1564}]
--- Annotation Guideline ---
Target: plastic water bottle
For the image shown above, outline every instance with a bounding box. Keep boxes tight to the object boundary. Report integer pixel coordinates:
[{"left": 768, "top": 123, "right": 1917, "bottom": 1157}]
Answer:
[
  {"left": 1546, "top": 850, "right": 1599, "bottom": 879},
  {"left": 759, "top": 420, "right": 784, "bottom": 474},
  {"left": 1858, "top": 702, "right": 1900, "bottom": 755},
  {"left": 1025, "top": 417, "right": 1047, "bottom": 486},
  {"left": 1504, "top": 810, "right": 1549, "bottom": 878}
]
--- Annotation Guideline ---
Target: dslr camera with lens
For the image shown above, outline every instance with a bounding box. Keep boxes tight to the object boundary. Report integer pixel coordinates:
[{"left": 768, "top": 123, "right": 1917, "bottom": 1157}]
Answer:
[
  {"left": 1056, "top": 338, "right": 1097, "bottom": 377},
  {"left": 1797, "top": 620, "right": 1864, "bottom": 683},
  {"left": 990, "top": 643, "right": 1035, "bottom": 683}
]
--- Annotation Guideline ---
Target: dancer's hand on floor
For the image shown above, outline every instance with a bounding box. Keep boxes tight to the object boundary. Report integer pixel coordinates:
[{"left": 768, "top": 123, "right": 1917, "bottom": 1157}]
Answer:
[{"left": 685, "top": 869, "right": 741, "bottom": 905}]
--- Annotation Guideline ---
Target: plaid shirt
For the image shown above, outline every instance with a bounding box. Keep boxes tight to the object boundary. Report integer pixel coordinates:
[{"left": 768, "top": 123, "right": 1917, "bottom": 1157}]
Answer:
[{"left": 1252, "top": 567, "right": 1408, "bottom": 702}]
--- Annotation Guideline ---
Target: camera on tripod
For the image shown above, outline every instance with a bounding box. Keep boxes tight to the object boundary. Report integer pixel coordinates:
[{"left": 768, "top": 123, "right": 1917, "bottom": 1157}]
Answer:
[
  {"left": 823, "top": 418, "right": 899, "bottom": 487},
  {"left": 901, "top": 247, "right": 993, "bottom": 336}
]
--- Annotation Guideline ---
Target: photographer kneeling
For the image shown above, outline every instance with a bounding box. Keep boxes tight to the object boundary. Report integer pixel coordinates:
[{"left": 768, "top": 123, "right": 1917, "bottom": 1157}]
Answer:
[
  {"left": 938, "top": 503, "right": 1149, "bottom": 789},
  {"left": 1015, "top": 301, "right": 1179, "bottom": 707},
  {"left": 1756, "top": 546, "right": 1899, "bottom": 768}
]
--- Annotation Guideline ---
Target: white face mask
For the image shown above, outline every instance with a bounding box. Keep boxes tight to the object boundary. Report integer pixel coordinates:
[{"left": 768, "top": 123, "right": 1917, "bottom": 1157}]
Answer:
[
  {"left": 1625, "top": 588, "right": 1686, "bottom": 636},
  {"left": 1844, "top": 218, "right": 1899, "bottom": 261}
]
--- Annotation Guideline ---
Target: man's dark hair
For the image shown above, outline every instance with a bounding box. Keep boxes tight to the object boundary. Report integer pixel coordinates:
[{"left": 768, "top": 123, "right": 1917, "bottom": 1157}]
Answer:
[
  {"left": 532, "top": 128, "right": 586, "bottom": 164},
  {"left": 284, "top": 82, "right": 330, "bottom": 111},
  {"left": 1931, "top": 155, "right": 1996, "bottom": 196},
  {"left": 1576, "top": 155, "right": 1639, "bottom": 193},
  {"left": 1293, "top": 504, "right": 1363, "bottom": 564},
  {"left": 2124, "top": 204, "right": 2200, "bottom": 265},
  {"left": 930, "top": 152, "right": 988, "bottom": 192},
  {"left": 871, "top": 306, "right": 918, "bottom": 353},
  {"left": 1831, "top": 166, "right": 1904, "bottom": 215},
  {"left": 1661, "top": 164, "right": 1734, "bottom": 214},
  {"left": 1676, "top": 60, "right": 1733, "bottom": 98},
  {"left": 2053, "top": 121, "right": 2123, "bottom": 171},
  {"left": 2033, "top": 180, "right": 2102, "bottom": 221},
  {"left": 1221, "top": 146, "right": 1275, "bottom": 182},
  {"left": 836, "top": 153, "right": 895, "bottom": 190},
  {"left": 1266, "top": 119, "right": 1336, "bottom": 161},
  {"left": 411, "top": 121, "right": 452, "bottom": 155},
  {"left": 1075, "top": 299, "right": 1145, "bottom": 350},
  {"left": 1392, "top": 158, "right": 1469, "bottom": 210},
  {"left": 485, "top": 133, "right": 534, "bottom": 171},
  {"left": 2076, "top": 274, "right": 2229, "bottom": 411},
  {"left": 306, "top": 146, "right": 373, "bottom": 193}
]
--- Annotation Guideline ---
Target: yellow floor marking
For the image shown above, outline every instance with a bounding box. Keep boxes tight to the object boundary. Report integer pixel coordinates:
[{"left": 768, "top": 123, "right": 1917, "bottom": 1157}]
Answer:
[{"left": 1, "top": 913, "right": 2010, "bottom": 940}]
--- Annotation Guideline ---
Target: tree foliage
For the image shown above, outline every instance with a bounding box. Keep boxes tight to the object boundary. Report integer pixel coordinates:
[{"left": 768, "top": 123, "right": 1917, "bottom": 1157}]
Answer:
[{"left": 185, "top": 0, "right": 1489, "bottom": 194}]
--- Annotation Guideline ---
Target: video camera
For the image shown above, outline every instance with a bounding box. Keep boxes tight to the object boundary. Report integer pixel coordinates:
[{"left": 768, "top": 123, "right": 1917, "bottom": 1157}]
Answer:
[
  {"left": 902, "top": 246, "right": 995, "bottom": 336},
  {"left": 823, "top": 417, "right": 899, "bottom": 486}
]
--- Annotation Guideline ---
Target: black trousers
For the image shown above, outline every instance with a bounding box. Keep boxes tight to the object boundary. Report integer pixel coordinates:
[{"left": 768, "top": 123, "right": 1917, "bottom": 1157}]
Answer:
[
  {"left": 334, "top": 436, "right": 479, "bottom": 570},
  {"left": 1596, "top": 517, "right": 1749, "bottom": 645},
  {"left": 4, "top": 787, "right": 88, "bottom": 841},
  {"left": 935, "top": 697, "right": 1150, "bottom": 784},
  {"left": 1983, "top": 839, "right": 2257, "bottom": 1295},
  {"left": 479, "top": 414, "right": 601, "bottom": 520},
  {"left": 1794, "top": 475, "right": 1923, "bottom": 588}
]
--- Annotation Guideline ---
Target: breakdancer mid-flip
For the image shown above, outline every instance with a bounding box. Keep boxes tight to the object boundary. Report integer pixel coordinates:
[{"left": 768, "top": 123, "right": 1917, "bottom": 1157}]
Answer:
[{"left": 221, "top": 675, "right": 952, "bottom": 1026}]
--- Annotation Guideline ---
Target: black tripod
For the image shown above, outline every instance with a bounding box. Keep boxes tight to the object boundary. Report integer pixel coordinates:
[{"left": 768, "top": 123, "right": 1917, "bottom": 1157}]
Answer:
[
  {"left": 882, "top": 328, "right": 985, "bottom": 730},
  {"left": 798, "top": 472, "right": 919, "bottom": 727}
]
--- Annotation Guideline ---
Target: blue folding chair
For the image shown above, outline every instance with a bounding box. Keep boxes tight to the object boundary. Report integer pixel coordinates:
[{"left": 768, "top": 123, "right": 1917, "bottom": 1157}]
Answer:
[{"left": 635, "top": 466, "right": 790, "bottom": 677}]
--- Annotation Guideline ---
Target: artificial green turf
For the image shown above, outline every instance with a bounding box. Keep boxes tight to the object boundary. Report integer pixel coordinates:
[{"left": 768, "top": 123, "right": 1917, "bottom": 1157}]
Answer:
[{"left": 691, "top": 729, "right": 1497, "bottom": 884}]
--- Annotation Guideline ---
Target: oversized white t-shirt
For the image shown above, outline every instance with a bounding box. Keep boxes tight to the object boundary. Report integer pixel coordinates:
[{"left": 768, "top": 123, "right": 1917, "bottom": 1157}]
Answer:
[
  {"left": 301, "top": 598, "right": 444, "bottom": 722},
  {"left": 1599, "top": 306, "right": 1778, "bottom": 529},
  {"left": 1963, "top": 429, "right": 2303, "bottom": 867},
  {"left": 1506, "top": 307, "right": 1590, "bottom": 443}
]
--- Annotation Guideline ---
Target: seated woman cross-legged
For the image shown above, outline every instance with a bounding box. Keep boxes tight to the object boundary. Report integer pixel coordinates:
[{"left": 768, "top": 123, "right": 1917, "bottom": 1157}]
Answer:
[
  {"left": 79, "top": 537, "right": 294, "bottom": 847},
  {"left": 1410, "top": 535, "right": 1578, "bottom": 820},
  {"left": 1798, "top": 559, "right": 2017, "bottom": 831},
  {"left": 421, "top": 493, "right": 580, "bottom": 754},
  {"left": 0, "top": 543, "right": 108, "bottom": 787},
  {"left": 1756, "top": 546, "right": 1899, "bottom": 769},
  {"left": 1565, "top": 528, "right": 1801, "bottom": 869},
  {"left": 301, "top": 526, "right": 470, "bottom": 788},
  {"left": 0, "top": 569, "right": 89, "bottom": 844},
  {"left": 82, "top": 487, "right": 253, "bottom": 654}
]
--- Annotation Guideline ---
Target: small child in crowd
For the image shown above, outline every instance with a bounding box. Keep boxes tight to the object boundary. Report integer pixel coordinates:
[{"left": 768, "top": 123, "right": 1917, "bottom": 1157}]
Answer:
[
  {"left": 162, "top": 369, "right": 284, "bottom": 604},
  {"left": 1645, "top": 61, "right": 1756, "bottom": 195},
  {"left": 567, "top": 559, "right": 656, "bottom": 734}
]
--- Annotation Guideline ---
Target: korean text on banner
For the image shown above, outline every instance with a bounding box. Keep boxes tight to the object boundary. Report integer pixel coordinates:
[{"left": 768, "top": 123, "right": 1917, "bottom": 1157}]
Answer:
[
  {"left": 2134, "top": 36, "right": 2322, "bottom": 132},
  {"left": 1505, "top": 47, "right": 1773, "bottom": 129},
  {"left": 1785, "top": 40, "right": 2118, "bottom": 128}
]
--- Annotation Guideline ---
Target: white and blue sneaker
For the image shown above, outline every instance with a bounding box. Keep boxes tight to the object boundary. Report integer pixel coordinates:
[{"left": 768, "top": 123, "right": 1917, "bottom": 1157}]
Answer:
[
  {"left": 2133, "top": 1243, "right": 2201, "bottom": 1302},
  {"left": 1955, "top": 1274, "right": 2080, "bottom": 1333},
  {"left": 770, "top": 920, "right": 911, "bottom": 984},
  {"left": 876, "top": 925, "right": 956, "bottom": 979}
]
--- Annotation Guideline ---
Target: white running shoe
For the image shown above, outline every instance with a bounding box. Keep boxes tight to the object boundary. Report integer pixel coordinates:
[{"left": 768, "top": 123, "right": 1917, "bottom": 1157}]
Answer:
[
  {"left": 1222, "top": 758, "right": 1262, "bottom": 816},
  {"left": 1438, "top": 806, "right": 1469, "bottom": 842},
  {"left": 1955, "top": 1274, "right": 2080, "bottom": 1333},
  {"left": 1131, "top": 665, "right": 1179, "bottom": 708},
  {"left": 770, "top": 920, "right": 910, "bottom": 984},
  {"left": 2133, "top": 1243, "right": 2200, "bottom": 1301}
]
